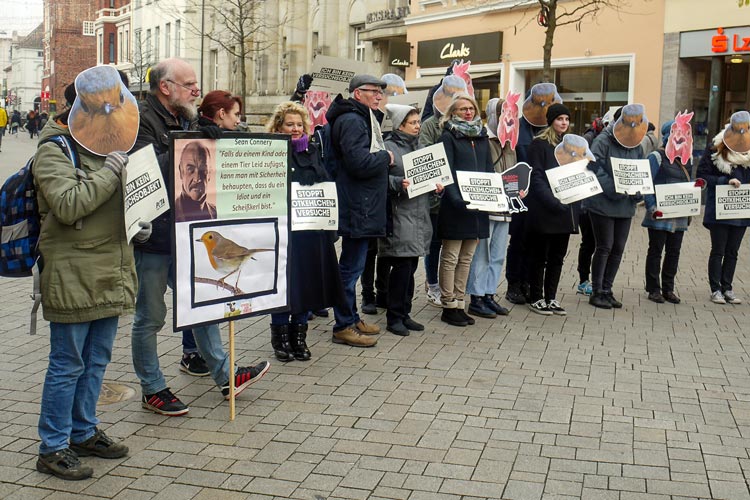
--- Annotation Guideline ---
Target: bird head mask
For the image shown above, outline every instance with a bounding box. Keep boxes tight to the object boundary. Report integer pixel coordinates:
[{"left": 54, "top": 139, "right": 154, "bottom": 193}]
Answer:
[
  {"left": 722, "top": 110, "right": 750, "bottom": 154},
  {"left": 665, "top": 111, "right": 694, "bottom": 165},
  {"left": 554, "top": 134, "right": 596, "bottom": 166},
  {"left": 69, "top": 65, "right": 139, "bottom": 156},
  {"left": 613, "top": 103, "right": 649, "bottom": 149},
  {"left": 522, "top": 83, "right": 562, "bottom": 128}
]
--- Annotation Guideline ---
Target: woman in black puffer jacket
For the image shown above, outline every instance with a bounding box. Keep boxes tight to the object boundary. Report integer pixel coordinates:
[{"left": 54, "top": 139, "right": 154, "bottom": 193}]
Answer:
[{"left": 437, "top": 93, "right": 493, "bottom": 327}]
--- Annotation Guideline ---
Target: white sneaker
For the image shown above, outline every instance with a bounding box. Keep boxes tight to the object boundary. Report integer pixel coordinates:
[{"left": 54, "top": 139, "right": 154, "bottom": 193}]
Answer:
[
  {"left": 426, "top": 287, "right": 442, "bottom": 308},
  {"left": 547, "top": 299, "right": 567, "bottom": 316},
  {"left": 711, "top": 291, "right": 727, "bottom": 304},
  {"left": 528, "top": 299, "right": 553, "bottom": 315},
  {"left": 724, "top": 290, "right": 742, "bottom": 304}
]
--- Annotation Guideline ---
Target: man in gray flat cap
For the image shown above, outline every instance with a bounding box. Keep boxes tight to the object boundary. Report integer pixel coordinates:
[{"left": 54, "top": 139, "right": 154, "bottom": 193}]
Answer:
[{"left": 324, "top": 74, "right": 395, "bottom": 347}]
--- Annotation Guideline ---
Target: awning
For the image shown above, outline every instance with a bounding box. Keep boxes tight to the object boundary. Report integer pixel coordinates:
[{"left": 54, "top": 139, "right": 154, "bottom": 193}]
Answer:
[{"left": 405, "top": 70, "right": 500, "bottom": 90}]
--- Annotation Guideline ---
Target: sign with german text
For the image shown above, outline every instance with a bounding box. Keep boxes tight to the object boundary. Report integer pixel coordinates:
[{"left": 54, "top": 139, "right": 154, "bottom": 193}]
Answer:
[
  {"left": 655, "top": 182, "right": 701, "bottom": 218},
  {"left": 309, "top": 55, "right": 369, "bottom": 96},
  {"left": 290, "top": 182, "right": 338, "bottom": 231},
  {"left": 611, "top": 157, "right": 654, "bottom": 195},
  {"left": 716, "top": 185, "right": 750, "bottom": 219},
  {"left": 123, "top": 145, "right": 169, "bottom": 243},
  {"left": 545, "top": 159, "right": 603, "bottom": 204},
  {"left": 404, "top": 143, "right": 454, "bottom": 198},
  {"left": 455, "top": 171, "right": 508, "bottom": 212}
]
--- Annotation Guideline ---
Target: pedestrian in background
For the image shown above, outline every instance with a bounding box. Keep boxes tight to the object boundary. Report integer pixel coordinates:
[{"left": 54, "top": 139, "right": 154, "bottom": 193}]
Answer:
[
  {"left": 198, "top": 90, "right": 243, "bottom": 131},
  {"left": 0, "top": 105, "right": 7, "bottom": 151}
]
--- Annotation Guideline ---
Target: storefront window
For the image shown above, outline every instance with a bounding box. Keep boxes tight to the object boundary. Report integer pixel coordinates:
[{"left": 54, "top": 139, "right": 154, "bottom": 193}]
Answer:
[{"left": 558, "top": 66, "right": 601, "bottom": 93}]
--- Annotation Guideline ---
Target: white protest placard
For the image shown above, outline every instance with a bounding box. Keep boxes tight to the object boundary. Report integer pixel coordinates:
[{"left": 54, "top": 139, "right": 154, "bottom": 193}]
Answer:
[
  {"left": 545, "top": 159, "right": 603, "bottom": 204},
  {"left": 403, "top": 143, "right": 454, "bottom": 198},
  {"left": 716, "top": 184, "right": 750, "bottom": 220},
  {"left": 655, "top": 182, "right": 701, "bottom": 218},
  {"left": 123, "top": 145, "right": 169, "bottom": 243},
  {"left": 290, "top": 182, "right": 339, "bottom": 231},
  {"left": 611, "top": 157, "right": 654, "bottom": 195},
  {"left": 309, "top": 55, "right": 369, "bottom": 96},
  {"left": 455, "top": 171, "right": 508, "bottom": 212}
]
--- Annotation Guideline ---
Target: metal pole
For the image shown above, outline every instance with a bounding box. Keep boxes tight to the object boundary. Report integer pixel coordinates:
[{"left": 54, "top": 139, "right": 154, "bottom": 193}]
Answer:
[{"left": 200, "top": 0, "right": 205, "bottom": 92}]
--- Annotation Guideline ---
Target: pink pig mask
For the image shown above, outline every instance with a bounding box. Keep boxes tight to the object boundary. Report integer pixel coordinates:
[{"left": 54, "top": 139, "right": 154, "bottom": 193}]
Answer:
[
  {"left": 498, "top": 91, "right": 521, "bottom": 151},
  {"left": 665, "top": 111, "right": 693, "bottom": 165}
]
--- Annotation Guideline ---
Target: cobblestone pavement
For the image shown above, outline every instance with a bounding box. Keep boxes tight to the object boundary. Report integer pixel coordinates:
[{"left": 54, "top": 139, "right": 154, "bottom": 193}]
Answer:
[{"left": 2, "top": 137, "right": 750, "bottom": 499}]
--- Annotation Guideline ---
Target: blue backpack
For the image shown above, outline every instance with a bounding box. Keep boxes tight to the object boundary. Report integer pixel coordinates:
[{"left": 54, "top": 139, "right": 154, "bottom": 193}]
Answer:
[{"left": 0, "top": 136, "right": 79, "bottom": 277}]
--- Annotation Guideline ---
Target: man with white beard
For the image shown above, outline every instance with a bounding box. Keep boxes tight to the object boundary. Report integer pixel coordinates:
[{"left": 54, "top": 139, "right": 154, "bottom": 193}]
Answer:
[{"left": 129, "top": 58, "right": 270, "bottom": 416}]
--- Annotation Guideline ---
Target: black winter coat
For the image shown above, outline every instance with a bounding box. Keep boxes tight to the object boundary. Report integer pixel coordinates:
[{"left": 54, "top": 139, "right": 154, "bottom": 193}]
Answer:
[
  {"left": 697, "top": 144, "right": 750, "bottom": 228},
  {"left": 131, "top": 93, "right": 198, "bottom": 254},
  {"left": 325, "top": 96, "right": 391, "bottom": 238},
  {"left": 437, "top": 124, "right": 492, "bottom": 240},
  {"left": 525, "top": 137, "right": 580, "bottom": 234}
]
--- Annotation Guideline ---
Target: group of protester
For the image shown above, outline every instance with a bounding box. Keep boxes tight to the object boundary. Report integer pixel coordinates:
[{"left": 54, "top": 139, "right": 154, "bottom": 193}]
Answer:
[{"left": 28, "top": 56, "right": 750, "bottom": 482}]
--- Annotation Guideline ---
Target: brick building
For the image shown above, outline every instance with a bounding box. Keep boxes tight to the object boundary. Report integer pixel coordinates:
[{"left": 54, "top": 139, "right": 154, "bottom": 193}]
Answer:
[{"left": 41, "top": 0, "right": 97, "bottom": 114}]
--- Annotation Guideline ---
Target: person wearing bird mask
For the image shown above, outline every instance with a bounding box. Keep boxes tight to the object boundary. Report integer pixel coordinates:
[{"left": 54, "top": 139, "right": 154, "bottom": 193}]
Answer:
[
  {"left": 32, "top": 70, "right": 138, "bottom": 480},
  {"left": 130, "top": 58, "right": 270, "bottom": 417}
]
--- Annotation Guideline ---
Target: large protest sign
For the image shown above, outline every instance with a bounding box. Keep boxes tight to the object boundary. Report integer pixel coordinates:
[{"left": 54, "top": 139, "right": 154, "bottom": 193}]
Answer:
[
  {"left": 655, "top": 182, "right": 701, "bottom": 218},
  {"left": 123, "top": 145, "right": 169, "bottom": 243},
  {"left": 456, "top": 171, "right": 508, "bottom": 212},
  {"left": 716, "top": 185, "right": 750, "bottom": 220},
  {"left": 611, "top": 157, "right": 654, "bottom": 195},
  {"left": 291, "top": 182, "right": 338, "bottom": 231},
  {"left": 171, "top": 133, "right": 290, "bottom": 331},
  {"left": 309, "top": 55, "right": 369, "bottom": 96},
  {"left": 404, "top": 143, "right": 454, "bottom": 198},
  {"left": 545, "top": 159, "right": 603, "bottom": 204},
  {"left": 501, "top": 162, "right": 531, "bottom": 213}
]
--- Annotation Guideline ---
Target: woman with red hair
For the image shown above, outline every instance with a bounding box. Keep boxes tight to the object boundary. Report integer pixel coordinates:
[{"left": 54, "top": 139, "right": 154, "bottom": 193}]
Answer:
[{"left": 198, "top": 90, "right": 243, "bottom": 130}]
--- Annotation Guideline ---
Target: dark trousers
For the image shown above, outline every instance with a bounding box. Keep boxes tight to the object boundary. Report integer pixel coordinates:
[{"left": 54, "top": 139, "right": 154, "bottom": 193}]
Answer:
[
  {"left": 361, "top": 239, "right": 388, "bottom": 304},
  {"left": 590, "top": 213, "right": 631, "bottom": 294},
  {"left": 505, "top": 212, "right": 529, "bottom": 286},
  {"left": 707, "top": 224, "right": 746, "bottom": 293},
  {"left": 527, "top": 232, "right": 570, "bottom": 302},
  {"left": 424, "top": 212, "right": 442, "bottom": 285},
  {"left": 380, "top": 256, "right": 419, "bottom": 324},
  {"left": 577, "top": 212, "right": 596, "bottom": 283},
  {"left": 645, "top": 228, "right": 685, "bottom": 293}
]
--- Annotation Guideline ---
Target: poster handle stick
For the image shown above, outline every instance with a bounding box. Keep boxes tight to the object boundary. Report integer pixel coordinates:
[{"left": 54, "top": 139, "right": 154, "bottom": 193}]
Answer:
[{"left": 229, "top": 320, "right": 235, "bottom": 421}]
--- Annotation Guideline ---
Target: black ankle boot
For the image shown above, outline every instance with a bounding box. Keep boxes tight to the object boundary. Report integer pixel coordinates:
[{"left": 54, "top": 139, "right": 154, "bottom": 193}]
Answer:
[
  {"left": 270, "top": 324, "right": 294, "bottom": 362},
  {"left": 289, "top": 324, "right": 312, "bottom": 361}
]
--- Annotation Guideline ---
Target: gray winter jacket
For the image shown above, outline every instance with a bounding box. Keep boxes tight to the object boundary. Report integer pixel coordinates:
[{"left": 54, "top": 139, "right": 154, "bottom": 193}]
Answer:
[{"left": 379, "top": 130, "right": 432, "bottom": 257}]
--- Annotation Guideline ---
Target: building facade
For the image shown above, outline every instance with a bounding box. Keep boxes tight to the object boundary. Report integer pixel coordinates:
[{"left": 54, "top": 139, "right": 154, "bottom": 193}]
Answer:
[{"left": 6, "top": 25, "right": 44, "bottom": 113}]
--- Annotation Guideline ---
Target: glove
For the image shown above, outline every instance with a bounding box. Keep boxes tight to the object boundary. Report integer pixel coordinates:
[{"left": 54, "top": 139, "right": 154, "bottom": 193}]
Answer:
[
  {"left": 296, "top": 74, "right": 313, "bottom": 94},
  {"left": 134, "top": 220, "right": 152, "bottom": 244},
  {"left": 630, "top": 191, "right": 643, "bottom": 202},
  {"left": 694, "top": 178, "right": 706, "bottom": 188},
  {"left": 199, "top": 125, "right": 222, "bottom": 139},
  {"left": 652, "top": 210, "right": 663, "bottom": 219},
  {"left": 586, "top": 161, "right": 597, "bottom": 172},
  {"left": 104, "top": 151, "right": 128, "bottom": 177}
]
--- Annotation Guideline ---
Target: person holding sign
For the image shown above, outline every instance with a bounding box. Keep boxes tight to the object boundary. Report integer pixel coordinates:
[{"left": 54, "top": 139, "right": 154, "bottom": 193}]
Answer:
[
  {"left": 265, "top": 102, "right": 345, "bottom": 360},
  {"left": 33, "top": 71, "right": 136, "bottom": 480},
  {"left": 697, "top": 111, "right": 750, "bottom": 305},
  {"left": 583, "top": 105, "right": 647, "bottom": 309},
  {"left": 524, "top": 104, "right": 578, "bottom": 315},
  {"left": 641, "top": 115, "right": 702, "bottom": 304},
  {"left": 379, "top": 104, "right": 443, "bottom": 336},
  {"left": 437, "top": 93, "right": 493, "bottom": 327}
]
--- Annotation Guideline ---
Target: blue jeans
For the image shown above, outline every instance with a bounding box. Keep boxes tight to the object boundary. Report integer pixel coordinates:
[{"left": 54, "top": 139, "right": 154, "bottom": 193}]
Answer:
[
  {"left": 467, "top": 220, "right": 510, "bottom": 296},
  {"left": 182, "top": 330, "right": 198, "bottom": 355},
  {"left": 38, "top": 317, "right": 119, "bottom": 454},
  {"left": 132, "top": 251, "right": 231, "bottom": 393},
  {"left": 271, "top": 312, "right": 309, "bottom": 326},
  {"left": 333, "top": 237, "right": 370, "bottom": 331}
]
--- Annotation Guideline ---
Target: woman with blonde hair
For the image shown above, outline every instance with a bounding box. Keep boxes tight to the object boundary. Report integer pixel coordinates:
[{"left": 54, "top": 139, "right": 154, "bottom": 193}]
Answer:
[
  {"left": 437, "top": 93, "right": 493, "bottom": 327},
  {"left": 265, "top": 102, "right": 345, "bottom": 360}
]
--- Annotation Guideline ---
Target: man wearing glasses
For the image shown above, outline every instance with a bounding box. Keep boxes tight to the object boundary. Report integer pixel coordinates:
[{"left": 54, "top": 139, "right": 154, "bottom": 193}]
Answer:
[
  {"left": 324, "top": 74, "right": 395, "bottom": 347},
  {"left": 130, "top": 58, "right": 270, "bottom": 416}
]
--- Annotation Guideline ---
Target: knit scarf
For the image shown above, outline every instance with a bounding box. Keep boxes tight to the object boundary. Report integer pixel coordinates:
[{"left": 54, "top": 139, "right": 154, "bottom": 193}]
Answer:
[
  {"left": 448, "top": 116, "right": 483, "bottom": 137},
  {"left": 291, "top": 134, "right": 309, "bottom": 153}
]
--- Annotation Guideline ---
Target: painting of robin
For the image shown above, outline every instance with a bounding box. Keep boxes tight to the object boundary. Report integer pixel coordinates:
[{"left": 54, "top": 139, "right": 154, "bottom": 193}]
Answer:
[{"left": 195, "top": 230, "right": 275, "bottom": 294}]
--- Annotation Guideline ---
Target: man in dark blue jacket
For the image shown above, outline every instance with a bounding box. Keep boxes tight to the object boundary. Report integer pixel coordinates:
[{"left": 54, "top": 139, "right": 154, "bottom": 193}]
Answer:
[{"left": 325, "top": 74, "right": 394, "bottom": 347}]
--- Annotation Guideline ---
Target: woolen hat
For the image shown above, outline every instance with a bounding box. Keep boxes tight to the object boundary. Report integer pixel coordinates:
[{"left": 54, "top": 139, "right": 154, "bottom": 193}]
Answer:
[
  {"left": 546, "top": 103, "right": 570, "bottom": 126},
  {"left": 348, "top": 74, "right": 387, "bottom": 93},
  {"left": 386, "top": 104, "right": 416, "bottom": 128}
]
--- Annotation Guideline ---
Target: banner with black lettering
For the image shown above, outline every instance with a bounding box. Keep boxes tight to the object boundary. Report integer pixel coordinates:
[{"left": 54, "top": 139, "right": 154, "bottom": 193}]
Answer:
[
  {"left": 611, "top": 157, "right": 654, "bottom": 195},
  {"left": 545, "top": 159, "right": 603, "bottom": 204},
  {"left": 716, "top": 185, "right": 750, "bottom": 220},
  {"left": 455, "top": 171, "right": 508, "bottom": 212},
  {"left": 123, "top": 145, "right": 169, "bottom": 243},
  {"left": 404, "top": 143, "right": 454, "bottom": 198},
  {"left": 290, "top": 182, "right": 338, "bottom": 230},
  {"left": 309, "top": 55, "right": 369, "bottom": 96},
  {"left": 655, "top": 182, "right": 701, "bottom": 218}
]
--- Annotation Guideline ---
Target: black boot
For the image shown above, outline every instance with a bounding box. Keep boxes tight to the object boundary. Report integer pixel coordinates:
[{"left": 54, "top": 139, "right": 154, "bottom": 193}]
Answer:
[
  {"left": 289, "top": 324, "right": 312, "bottom": 361},
  {"left": 270, "top": 324, "right": 294, "bottom": 362}
]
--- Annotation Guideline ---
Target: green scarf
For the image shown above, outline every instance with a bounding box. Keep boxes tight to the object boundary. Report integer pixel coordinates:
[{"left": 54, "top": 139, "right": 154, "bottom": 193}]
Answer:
[{"left": 448, "top": 116, "right": 484, "bottom": 137}]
